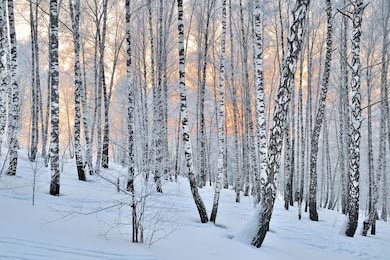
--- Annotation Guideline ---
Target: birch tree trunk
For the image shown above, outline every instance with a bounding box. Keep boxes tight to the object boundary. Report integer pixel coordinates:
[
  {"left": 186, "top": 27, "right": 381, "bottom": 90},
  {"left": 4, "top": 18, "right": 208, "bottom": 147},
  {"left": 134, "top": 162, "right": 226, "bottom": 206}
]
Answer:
[
  {"left": 239, "top": 0, "right": 251, "bottom": 197},
  {"left": 304, "top": 14, "right": 313, "bottom": 213},
  {"left": 148, "top": 0, "right": 158, "bottom": 185},
  {"left": 284, "top": 118, "right": 292, "bottom": 210},
  {"left": 381, "top": 0, "right": 390, "bottom": 222},
  {"left": 69, "top": 0, "right": 86, "bottom": 181},
  {"left": 177, "top": 0, "right": 208, "bottom": 223},
  {"left": 229, "top": 0, "right": 241, "bottom": 203},
  {"left": 29, "top": 0, "right": 39, "bottom": 162},
  {"left": 125, "top": 0, "right": 138, "bottom": 242},
  {"left": 362, "top": 44, "right": 377, "bottom": 236},
  {"left": 298, "top": 46, "right": 305, "bottom": 220},
  {"left": 308, "top": 0, "right": 333, "bottom": 221},
  {"left": 81, "top": 37, "right": 93, "bottom": 175},
  {"left": 251, "top": 0, "right": 310, "bottom": 248},
  {"left": 6, "top": 0, "right": 20, "bottom": 176},
  {"left": 210, "top": 0, "right": 226, "bottom": 224},
  {"left": 340, "top": 0, "right": 350, "bottom": 214},
  {"left": 43, "top": 24, "right": 51, "bottom": 167},
  {"left": 345, "top": 0, "right": 364, "bottom": 237},
  {"left": 0, "top": 0, "right": 8, "bottom": 155},
  {"left": 201, "top": 1, "right": 214, "bottom": 188},
  {"left": 49, "top": 0, "right": 60, "bottom": 195},
  {"left": 253, "top": 0, "right": 267, "bottom": 204},
  {"left": 153, "top": 0, "right": 164, "bottom": 192},
  {"left": 95, "top": 0, "right": 108, "bottom": 173},
  {"left": 101, "top": 0, "right": 110, "bottom": 169}
]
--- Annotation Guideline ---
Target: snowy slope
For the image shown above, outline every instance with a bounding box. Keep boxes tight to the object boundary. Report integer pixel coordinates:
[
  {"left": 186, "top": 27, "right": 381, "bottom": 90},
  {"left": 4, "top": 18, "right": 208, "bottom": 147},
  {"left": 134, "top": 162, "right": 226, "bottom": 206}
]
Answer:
[{"left": 0, "top": 153, "right": 389, "bottom": 260}]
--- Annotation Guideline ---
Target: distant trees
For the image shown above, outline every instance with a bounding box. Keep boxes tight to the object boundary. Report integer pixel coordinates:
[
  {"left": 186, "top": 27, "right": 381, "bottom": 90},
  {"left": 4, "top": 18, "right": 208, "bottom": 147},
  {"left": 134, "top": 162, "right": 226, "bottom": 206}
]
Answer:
[{"left": 1, "top": 0, "right": 390, "bottom": 245}]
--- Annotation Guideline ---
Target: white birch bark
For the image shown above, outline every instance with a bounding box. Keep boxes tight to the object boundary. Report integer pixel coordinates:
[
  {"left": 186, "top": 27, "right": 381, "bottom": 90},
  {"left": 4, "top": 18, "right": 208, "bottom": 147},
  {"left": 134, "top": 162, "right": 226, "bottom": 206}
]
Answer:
[
  {"left": 69, "top": 0, "right": 86, "bottom": 181},
  {"left": 345, "top": 0, "right": 364, "bottom": 237},
  {"left": 251, "top": 0, "right": 310, "bottom": 248},
  {"left": 49, "top": 0, "right": 60, "bottom": 195},
  {"left": 177, "top": 0, "right": 208, "bottom": 223},
  {"left": 125, "top": 0, "right": 138, "bottom": 242},
  {"left": 254, "top": 0, "right": 267, "bottom": 203},
  {"left": 210, "top": 0, "right": 227, "bottom": 223},
  {"left": 6, "top": 0, "right": 20, "bottom": 176},
  {"left": 381, "top": 0, "right": 390, "bottom": 222},
  {"left": 308, "top": 0, "right": 333, "bottom": 221},
  {"left": 228, "top": 0, "right": 241, "bottom": 203},
  {"left": 0, "top": 0, "right": 8, "bottom": 155},
  {"left": 29, "top": 0, "right": 38, "bottom": 162}
]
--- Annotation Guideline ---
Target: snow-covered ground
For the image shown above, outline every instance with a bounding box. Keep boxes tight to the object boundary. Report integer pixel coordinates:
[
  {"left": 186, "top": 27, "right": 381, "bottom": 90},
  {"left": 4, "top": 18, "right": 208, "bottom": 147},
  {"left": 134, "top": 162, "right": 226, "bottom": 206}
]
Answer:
[{"left": 0, "top": 152, "right": 389, "bottom": 260}]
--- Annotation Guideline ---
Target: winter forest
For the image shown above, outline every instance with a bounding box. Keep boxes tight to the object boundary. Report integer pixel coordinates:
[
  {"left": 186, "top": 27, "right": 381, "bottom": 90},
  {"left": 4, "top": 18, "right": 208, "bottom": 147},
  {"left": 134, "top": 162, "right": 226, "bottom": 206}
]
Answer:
[{"left": 0, "top": 0, "right": 389, "bottom": 259}]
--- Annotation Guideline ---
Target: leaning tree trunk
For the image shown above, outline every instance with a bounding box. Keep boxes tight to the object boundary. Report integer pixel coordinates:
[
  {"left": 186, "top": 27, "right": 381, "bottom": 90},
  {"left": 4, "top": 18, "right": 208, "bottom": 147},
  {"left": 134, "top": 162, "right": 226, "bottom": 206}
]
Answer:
[
  {"left": 251, "top": 0, "right": 310, "bottom": 248},
  {"left": 69, "top": 0, "right": 86, "bottom": 181},
  {"left": 49, "top": 0, "right": 60, "bottom": 195},
  {"left": 308, "top": 0, "right": 333, "bottom": 222},
  {"left": 177, "top": 0, "right": 208, "bottom": 223},
  {"left": 6, "top": 0, "right": 20, "bottom": 176},
  {"left": 345, "top": 0, "right": 364, "bottom": 238},
  {"left": 0, "top": 0, "right": 8, "bottom": 155},
  {"left": 210, "top": 0, "right": 227, "bottom": 224}
]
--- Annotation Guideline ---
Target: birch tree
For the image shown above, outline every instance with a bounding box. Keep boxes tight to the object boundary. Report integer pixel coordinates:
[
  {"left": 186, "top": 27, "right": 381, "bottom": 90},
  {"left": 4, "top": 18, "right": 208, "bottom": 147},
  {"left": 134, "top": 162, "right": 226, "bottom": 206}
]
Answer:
[
  {"left": 100, "top": 0, "right": 109, "bottom": 169},
  {"left": 308, "top": 0, "right": 333, "bottom": 221},
  {"left": 253, "top": 0, "right": 266, "bottom": 203},
  {"left": 362, "top": 28, "right": 376, "bottom": 235},
  {"left": 6, "top": 0, "right": 20, "bottom": 176},
  {"left": 69, "top": 0, "right": 86, "bottom": 181},
  {"left": 125, "top": 0, "right": 138, "bottom": 242},
  {"left": 29, "top": 0, "right": 39, "bottom": 162},
  {"left": 381, "top": 0, "right": 390, "bottom": 222},
  {"left": 345, "top": 0, "right": 364, "bottom": 238},
  {"left": 177, "top": 0, "right": 208, "bottom": 223},
  {"left": 0, "top": 0, "right": 8, "bottom": 155},
  {"left": 49, "top": 0, "right": 60, "bottom": 195},
  {"left": 339, "top": 0, "right": 350, "bottom": 214},
  {"left": 228, "top": 0, "right": 241, "bottom": 203},
  {"left": 239, "top": 0, "right": 251, "bottom": 197},
  {"left": 198, "top": 0, "right": 214, "bottom": 188},
  {"left": 251, "top": 0, "right": 310, "bottom": 248},
  {"left": 210, "top": 0, "right": 227, "bottom": 224}
]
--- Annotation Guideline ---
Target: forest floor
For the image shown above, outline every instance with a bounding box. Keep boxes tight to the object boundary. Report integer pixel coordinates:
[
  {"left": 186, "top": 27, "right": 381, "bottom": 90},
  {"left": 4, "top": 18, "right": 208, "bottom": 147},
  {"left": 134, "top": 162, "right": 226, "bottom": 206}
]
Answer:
[{"left": 0, "top": 151, "right": 389, "bottom": 260}]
